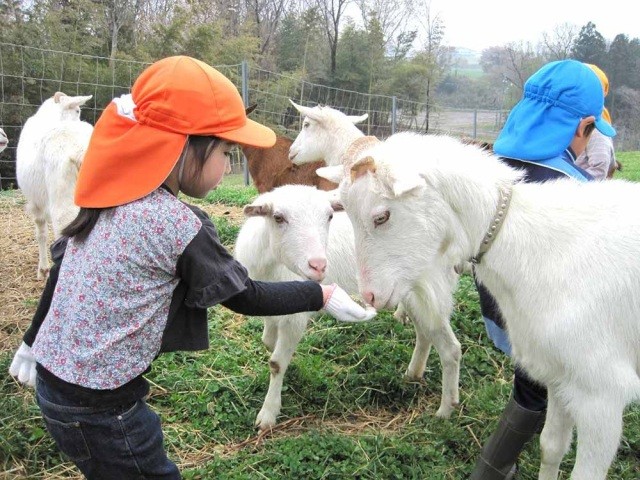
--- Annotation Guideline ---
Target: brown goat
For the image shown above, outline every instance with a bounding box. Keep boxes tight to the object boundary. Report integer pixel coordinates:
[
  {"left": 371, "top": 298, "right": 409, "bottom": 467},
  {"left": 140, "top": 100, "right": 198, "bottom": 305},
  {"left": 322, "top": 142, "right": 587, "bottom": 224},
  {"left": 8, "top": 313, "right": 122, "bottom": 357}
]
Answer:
[{"left": 241, "top": 135, "right": 338, "bottom": 193}]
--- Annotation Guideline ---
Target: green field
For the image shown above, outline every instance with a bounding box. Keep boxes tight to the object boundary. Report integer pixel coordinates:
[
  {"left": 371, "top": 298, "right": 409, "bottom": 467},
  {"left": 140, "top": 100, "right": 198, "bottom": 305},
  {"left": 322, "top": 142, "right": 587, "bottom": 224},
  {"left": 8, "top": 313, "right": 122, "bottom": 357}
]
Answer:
[
  {"left": 2, "top": 154, "right": 639, "bottom": 479},
  {"left": 616, "top": 151, "right": 640, "bottom": 181}
]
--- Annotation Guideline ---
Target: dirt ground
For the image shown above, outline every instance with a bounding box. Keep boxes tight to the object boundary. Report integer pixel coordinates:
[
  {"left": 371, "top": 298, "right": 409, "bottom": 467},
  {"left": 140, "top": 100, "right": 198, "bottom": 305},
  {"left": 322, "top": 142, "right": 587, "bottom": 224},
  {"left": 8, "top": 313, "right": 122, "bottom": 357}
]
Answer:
[{"left": 0, "top": 191, "right": 244, "bottom": 358}]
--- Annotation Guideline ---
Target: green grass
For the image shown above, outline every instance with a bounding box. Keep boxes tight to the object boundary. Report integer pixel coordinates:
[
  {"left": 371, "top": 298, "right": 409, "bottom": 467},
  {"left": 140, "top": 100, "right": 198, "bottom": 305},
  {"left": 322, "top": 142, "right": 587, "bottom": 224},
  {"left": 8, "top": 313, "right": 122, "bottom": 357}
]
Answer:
[
  {"left": 615, "top": 151, "right": 640, "bottom": 181},
  {"left": 2, "top": 163, "right": 640, "bottom": 479},
  {"left": 203, "top": 175, "right": 258, "bottom": 207}
]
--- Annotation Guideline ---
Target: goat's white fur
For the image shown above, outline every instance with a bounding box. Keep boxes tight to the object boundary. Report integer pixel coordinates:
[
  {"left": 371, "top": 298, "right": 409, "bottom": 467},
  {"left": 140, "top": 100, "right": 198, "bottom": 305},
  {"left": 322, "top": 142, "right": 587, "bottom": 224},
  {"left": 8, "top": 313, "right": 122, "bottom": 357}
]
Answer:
[
  {"left": 235, "top": 189, "right": 460, "bottom": 431},
  {"left": 0, "top": 127, "right": 8, "bottom": 154},
  {"left": 16, "top": 92, "right": 93, "bottom": 279},
  {"left": 340, "top": 131, "right": 640, "bottom": 479},
  {"left": 288, "top": 100, "right": 368, "bottom": 170}
]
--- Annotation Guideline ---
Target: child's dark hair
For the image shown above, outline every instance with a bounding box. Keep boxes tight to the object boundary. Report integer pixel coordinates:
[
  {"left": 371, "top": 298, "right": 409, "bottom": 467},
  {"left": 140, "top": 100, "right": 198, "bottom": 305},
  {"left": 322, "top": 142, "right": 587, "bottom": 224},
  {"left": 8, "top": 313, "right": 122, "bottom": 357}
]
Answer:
[
  {"left": 63, "top": 135, "right": 219, "bottom": 241},
  {"left": 584, "top": 121, "right": 596, "bottom": 137}
]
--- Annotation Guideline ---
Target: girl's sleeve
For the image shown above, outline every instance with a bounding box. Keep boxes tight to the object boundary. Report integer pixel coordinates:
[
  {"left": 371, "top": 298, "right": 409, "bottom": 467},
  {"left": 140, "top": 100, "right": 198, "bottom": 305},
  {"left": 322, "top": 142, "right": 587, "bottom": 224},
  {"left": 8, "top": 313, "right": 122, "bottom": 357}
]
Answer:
[
  {"left": 176, "top": 211, "right": 251, "bottom": 308},
  {"left": 176, "top": 206, "right": 324, "bottom": 315},
  {"left": 221, "top": 278, "right": 323, "bottom": 316}
]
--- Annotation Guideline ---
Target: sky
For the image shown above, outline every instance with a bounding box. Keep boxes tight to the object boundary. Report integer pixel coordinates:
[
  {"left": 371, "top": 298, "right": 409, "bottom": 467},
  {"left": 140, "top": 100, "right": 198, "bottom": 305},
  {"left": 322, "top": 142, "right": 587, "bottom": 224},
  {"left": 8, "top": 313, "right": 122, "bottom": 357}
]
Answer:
[{"left": 426, "top": 0, "right": 640, "bottom": 52}]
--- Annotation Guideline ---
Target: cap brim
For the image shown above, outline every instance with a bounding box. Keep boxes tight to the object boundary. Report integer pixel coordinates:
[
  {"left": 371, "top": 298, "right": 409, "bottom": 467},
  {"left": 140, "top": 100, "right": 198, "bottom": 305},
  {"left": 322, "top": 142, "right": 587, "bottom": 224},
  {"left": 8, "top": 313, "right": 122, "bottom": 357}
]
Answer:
[
  {"left": 76, "top": 103, "right": 186, "bottom": 208},
  {"left": 215, "top": 118, "right": 276, "bottom": 148},
  {"left": 595, "top": 117, "right": 616, "bottom": 137}
]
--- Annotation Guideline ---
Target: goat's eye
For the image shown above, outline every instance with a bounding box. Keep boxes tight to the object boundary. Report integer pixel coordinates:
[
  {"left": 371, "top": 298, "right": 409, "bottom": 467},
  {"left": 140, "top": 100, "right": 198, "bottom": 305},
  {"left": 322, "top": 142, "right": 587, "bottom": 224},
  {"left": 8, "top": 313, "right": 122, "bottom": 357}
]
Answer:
[
  {"left": 328, "top": 212, "right": 333, "bottom": 222},
  {"left": 273, "top": 213, "right": 286, "bottom": 224},
  {"left": 303, "top": 121, "right": 309, "bottom": 128},
  {"left": 373, "top": 210, "right": 390, "bottom": 227}
]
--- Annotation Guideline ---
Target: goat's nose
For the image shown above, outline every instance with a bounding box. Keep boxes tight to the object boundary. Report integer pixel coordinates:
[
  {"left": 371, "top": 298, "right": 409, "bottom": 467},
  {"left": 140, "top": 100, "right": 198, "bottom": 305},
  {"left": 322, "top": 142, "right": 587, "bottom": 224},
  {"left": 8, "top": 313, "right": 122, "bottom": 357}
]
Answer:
[
  {"left": 362, "top": 291, "right": 375, "bottom": 306},
  {"left": 308, "top": 258, "right": 327, "bottom": 274}
]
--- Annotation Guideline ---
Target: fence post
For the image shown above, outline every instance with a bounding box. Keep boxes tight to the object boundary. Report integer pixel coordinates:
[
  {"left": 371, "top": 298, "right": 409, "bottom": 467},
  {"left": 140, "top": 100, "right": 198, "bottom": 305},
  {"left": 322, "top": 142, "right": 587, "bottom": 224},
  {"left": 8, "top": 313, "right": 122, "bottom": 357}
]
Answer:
[
  {"left": 241, "top": 60, "right": 250, "bottom": 186},
  {"left": 391, "top": 96, "right": 397, "bottom": 135}
]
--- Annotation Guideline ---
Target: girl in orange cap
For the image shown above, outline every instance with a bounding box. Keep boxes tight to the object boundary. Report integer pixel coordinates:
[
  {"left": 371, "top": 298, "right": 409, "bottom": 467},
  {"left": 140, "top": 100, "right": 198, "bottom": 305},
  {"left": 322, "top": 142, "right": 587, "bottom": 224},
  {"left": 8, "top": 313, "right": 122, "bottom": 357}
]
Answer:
[{"left": 8, "top": 55, "right": 375, "bottom": 479}]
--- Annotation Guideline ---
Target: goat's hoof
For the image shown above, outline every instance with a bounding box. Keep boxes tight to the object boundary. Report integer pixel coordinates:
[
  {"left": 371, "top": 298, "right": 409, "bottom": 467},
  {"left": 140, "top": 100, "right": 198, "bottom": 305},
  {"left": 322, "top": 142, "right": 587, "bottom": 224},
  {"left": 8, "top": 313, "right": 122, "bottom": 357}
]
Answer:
[
  {"left": 434, "top": 406, "right": 453, "bottom": 419},
  {"left": 403, "top": 371, "right": 425, "bottom": 383},
  {"left": 435, "top": 400, "right": 459, "bottom": 419},
  {"left": 255, "top": 410, "right": 277, "bottom": 431},
  {"left": 37, "top": 267, "right": 50, "bottom": 280}
]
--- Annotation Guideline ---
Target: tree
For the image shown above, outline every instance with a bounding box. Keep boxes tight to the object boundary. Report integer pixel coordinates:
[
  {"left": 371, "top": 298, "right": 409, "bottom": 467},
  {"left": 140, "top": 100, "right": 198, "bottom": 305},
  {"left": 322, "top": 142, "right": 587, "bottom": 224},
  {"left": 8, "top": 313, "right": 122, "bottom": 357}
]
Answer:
[
  {"left": 480, "top": 43, "right": 543, "bottom": 95},
  {"left": 244, "top": 0, "right": 293, "bottom": 62},
  {"left": 571, "top": 21, "right": 607, "bottom": 66},
  {"left": 415, "top": 0, "right": 449, "bottom": 132},
  {"left": 355, "top": 0, "right": 416, "bottom": 51},
  {"left": 312, "top": 0, "right": 352, "bottom": 75},
  {"left": 274, "top": 7, "right": 327, "bottom": 78},
  {"left": 390, "top": 29, "right": 417, "bottom": 61},
  {"left": 334, "top": 13, "right": 385, "bottom": 93},
  {"left": 334, "top": 21, "right": 370, "bottom": 91},
  {"left": 540, "top": 22, "right": 578, "bottom": 61},
  {"left": 102, "top": 0, "right": 137, "bottom": 65},
  {"left": 612, "top": 85, "right": 640, "bottom": 148}
]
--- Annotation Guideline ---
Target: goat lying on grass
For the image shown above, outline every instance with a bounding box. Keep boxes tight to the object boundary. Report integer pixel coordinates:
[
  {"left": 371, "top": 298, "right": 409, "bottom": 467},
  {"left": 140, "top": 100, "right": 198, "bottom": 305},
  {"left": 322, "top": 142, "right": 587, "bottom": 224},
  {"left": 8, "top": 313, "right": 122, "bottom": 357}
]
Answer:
[
  {"left": 234, "top": 184, "right": 461, "bottom": 431},
  {"left": 338, "top": 131, "right": 640, "bottom": 480},
  {"left": 16, "top": 91, "right": 93, "bottom": 279}
]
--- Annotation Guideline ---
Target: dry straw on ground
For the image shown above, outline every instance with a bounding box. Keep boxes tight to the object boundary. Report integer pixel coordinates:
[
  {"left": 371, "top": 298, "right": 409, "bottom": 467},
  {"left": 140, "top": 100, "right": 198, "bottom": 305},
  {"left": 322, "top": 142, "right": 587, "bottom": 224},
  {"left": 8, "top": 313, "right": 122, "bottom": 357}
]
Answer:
[{"left": 0, "top": 191, "right": 46, "bottom": 357}]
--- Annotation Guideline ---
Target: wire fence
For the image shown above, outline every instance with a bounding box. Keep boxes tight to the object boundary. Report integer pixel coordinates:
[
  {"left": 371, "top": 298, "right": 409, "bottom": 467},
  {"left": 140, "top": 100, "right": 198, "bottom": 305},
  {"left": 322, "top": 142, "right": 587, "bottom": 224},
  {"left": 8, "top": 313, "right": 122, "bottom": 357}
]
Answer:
[{"left": 0, "top": 42, "right": 508, "bottom": 189}]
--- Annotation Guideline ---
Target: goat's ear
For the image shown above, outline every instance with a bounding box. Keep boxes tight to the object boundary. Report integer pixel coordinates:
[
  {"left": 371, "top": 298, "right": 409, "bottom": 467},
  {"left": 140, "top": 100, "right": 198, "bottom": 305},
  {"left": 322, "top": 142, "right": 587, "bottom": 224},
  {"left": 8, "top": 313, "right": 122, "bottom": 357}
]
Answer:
[
  {"left": 53, "top": 92, "right": 66, "bottom": 103},
  {"left": 316, "top": 166, "right": 344, "bottom": 184},
  {"left": 330, "top": 198, "right": 344, "bottom": 212},
  {"left": 348, "top": 113, "right": 368, "bottom": 124},
  {"left": 391, "top": 175, "right": 426, "bottom": 197},
  {"left": 245, "top": 104, "right": 257, "bottom": 115},
  {"left": 350, "top": 156, "right": 376, "bottom": 182},
  {"left": 289, "top": 99, "right": 322, "bottom": 123},
  {"left": 62, "top": 95, "right": 93, "bottom": 108},
  {"left": 388, "top": 169, "right": 426, "bottom": 197},
  {"left": 243, "top": 203, "right": 273, "bottom": 217}
]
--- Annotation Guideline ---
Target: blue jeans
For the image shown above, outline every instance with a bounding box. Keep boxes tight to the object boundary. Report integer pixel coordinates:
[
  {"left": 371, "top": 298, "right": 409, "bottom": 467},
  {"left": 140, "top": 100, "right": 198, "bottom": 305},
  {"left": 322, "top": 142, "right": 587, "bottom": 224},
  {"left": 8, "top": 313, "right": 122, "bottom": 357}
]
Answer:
[{"left": 36, "top": 374, "right": 180, "bottom": 479}]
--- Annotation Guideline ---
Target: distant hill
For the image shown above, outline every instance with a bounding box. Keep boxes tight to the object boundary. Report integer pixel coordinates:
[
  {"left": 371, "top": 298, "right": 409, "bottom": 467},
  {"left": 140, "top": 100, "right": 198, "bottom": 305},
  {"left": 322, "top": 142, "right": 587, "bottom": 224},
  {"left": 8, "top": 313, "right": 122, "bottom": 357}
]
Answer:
[
  {"left": 450, "top": 47, "right": 484, "bottom": 77},
  {"left": 451, "top": 47, "right": 482, "bottom": 66}
]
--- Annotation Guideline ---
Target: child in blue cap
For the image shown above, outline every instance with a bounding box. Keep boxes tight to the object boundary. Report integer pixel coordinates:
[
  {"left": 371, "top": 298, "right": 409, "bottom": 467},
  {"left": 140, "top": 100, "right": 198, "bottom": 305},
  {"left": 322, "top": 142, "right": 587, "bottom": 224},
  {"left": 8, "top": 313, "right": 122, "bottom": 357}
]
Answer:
[{"left": 470, "top": 59, "right": 615, "bottom": 480}]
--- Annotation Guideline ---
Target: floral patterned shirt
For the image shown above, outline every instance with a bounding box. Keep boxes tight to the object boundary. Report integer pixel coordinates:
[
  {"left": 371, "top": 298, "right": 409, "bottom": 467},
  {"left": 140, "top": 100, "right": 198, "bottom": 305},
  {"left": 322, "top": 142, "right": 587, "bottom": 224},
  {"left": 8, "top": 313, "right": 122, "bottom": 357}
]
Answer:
[{"left": 32, "top": 188, "right": 203, "bottom": 389}]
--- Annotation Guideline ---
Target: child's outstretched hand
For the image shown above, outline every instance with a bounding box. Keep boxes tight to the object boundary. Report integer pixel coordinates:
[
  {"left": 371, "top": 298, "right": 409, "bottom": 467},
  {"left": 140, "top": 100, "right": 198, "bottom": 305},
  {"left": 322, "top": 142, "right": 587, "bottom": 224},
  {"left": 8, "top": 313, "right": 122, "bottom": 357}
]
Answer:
[
  {"left": 9, "top": 342, "right": 37, "bottom": 388},
  {"left": 322, "top": 284, "right": 377, "bottom": 322}
]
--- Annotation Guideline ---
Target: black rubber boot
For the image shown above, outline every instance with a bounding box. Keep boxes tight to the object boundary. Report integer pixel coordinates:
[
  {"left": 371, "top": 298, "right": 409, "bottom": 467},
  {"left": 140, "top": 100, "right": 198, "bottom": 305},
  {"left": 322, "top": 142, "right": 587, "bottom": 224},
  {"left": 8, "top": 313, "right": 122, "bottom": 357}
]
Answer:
[{"left": 469, "top": 397, "right": 546, "bottom": 479}]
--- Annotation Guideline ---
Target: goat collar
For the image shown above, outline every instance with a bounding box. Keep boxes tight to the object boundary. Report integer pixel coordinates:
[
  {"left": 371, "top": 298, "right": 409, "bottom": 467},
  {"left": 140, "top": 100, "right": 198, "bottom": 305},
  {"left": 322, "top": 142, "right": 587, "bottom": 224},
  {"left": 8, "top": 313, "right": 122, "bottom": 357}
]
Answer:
[{"left": 470, "top": 185, "right": 513, "bottom": 265}]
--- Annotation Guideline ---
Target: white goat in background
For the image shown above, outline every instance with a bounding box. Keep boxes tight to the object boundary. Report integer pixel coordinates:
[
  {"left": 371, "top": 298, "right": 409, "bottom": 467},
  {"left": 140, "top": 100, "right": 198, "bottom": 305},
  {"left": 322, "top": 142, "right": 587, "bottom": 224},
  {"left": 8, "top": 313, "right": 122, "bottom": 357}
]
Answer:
[
  {"left": 16, "top": 92, "right": 93, "bottom": 279},
  {"left": 0, "top": 127, "right": 8, "bottom": 154},
  {"left": 235, "top": 183, "right": 461, "bottom": 431},
  {"left": 288, "top": 100, "right": 367, "bottom": 171},
  {"left": 340, "top": 131, "right": 640, "bottom": 480}
]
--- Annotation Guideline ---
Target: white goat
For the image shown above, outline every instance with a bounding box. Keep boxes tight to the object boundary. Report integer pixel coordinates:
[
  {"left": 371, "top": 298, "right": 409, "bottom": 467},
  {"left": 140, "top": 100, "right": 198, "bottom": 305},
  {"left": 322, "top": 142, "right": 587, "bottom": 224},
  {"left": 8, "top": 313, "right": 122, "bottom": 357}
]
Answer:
[
  {"left": 339, "top": 131, "right": 640, "bottom": 480},
  {"left": 235, "top": 183, "right": 461, "bottom": 431},
  {"left": 288, "top": 100, "right": 367, "bottom": 170},
  {"left": 16, "top": 92, "right": 93, "bottom": 279},
  {"left": 287, "top": 100, "right": 468, "bottom": 318},
  {"left": 0, "top": 127, "right": 7, "bottom": 154}
]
